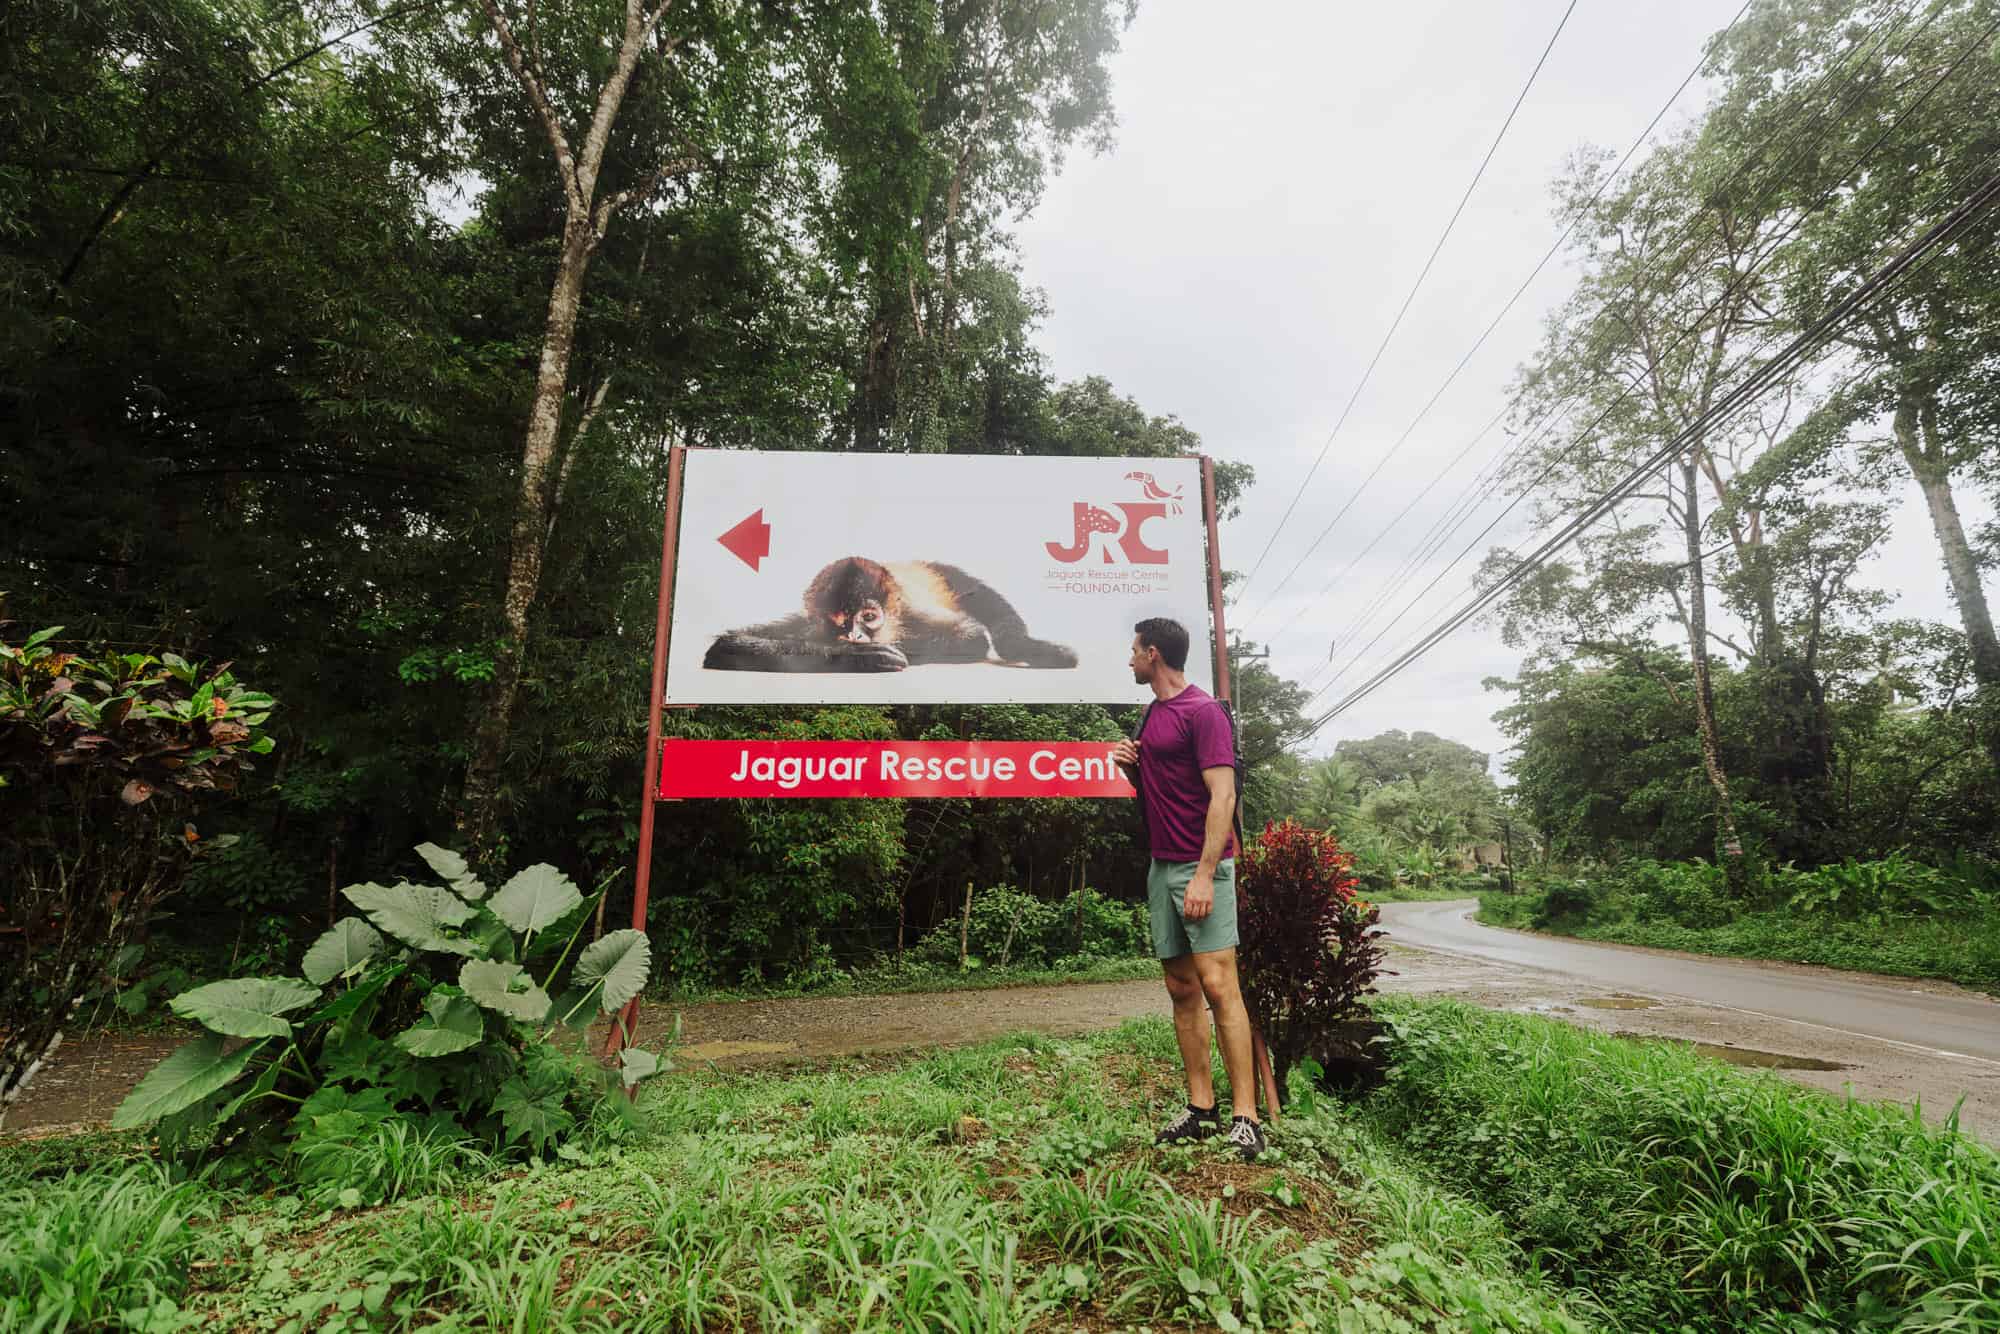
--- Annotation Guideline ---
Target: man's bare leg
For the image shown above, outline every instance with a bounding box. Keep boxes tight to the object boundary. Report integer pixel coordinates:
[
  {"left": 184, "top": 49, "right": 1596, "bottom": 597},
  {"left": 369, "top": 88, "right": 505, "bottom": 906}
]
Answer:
[
  {"left": 1192, "top": 948, "right": 1258, "bottom": 1122},
  {"left": 1161, "top": 954, "right": 1215, "bottom": 1110}
]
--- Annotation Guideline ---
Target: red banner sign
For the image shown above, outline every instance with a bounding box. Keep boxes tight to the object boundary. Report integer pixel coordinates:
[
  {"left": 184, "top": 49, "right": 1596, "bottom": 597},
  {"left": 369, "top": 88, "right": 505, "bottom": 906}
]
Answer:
[{"left": 656, "top": 740, "right": 1135, "bottom": 799}]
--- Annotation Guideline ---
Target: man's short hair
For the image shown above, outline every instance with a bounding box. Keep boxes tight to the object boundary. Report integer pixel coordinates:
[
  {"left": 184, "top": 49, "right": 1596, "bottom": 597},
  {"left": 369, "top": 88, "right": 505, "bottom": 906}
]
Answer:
[{"left": 1134, "top": 617, "right": 1190, "bottom": 672}]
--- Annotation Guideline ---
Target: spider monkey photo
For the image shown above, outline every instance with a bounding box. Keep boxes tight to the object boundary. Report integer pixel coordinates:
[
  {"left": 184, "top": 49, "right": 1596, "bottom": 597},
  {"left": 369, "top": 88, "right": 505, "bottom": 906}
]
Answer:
[{"left": 703, "top": 558, "right": 1079, "bottom": 673}]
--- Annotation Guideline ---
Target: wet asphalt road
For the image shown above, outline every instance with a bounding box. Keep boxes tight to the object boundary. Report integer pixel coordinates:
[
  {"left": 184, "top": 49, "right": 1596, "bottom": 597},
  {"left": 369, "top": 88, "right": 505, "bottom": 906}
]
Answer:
[{"left": 1378, "top": 899, "right": 2000, "bottom": 1068}]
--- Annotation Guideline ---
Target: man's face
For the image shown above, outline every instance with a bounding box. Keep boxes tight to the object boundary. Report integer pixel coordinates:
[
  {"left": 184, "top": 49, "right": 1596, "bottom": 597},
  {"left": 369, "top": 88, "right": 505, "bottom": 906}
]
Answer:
[{"left": 1129, "top": 635, "right": 1157, "bottom": 685}]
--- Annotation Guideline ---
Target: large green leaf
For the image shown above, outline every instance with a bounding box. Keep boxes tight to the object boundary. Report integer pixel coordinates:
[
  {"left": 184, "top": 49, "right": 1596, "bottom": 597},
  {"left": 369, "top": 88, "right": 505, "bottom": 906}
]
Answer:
[
  {"left": 112, "top": 1033, "right": 268, "bottom": 1129},
  {"left": 619, "top": 1047, "right": 666, "bottom": 1088},
  {"left": 343, "top": 880, "right": 477, "bottom": 954},
  {"left": 519, "top": 890, "right": 604, "bottom": 963},
  {"left": 306, "top": 961, "right": 406, "bottom": 1026},
  {"left": 416, "top": 842, "right": 488, "bottom": 902},
  {"left": 488, "top": 864, "right": 582, "bottom": 937},
  {"left": 170, "top": 977, "right": 321, "bottom": 1038},
  {"left": 543, "top": 983, "right": 596, "bottom": 1030},
  {"left": 491, "top": 1075, "right": 567, "bottom": 1153},
  {"left": 573, "top": 929, "right": 651, "bottom": 1013},
  {"left": 458, "top": 959, "right": 552, "bottom": 1023},
  {"left": 392, "top": 993, "right": 485, "bottom": 1058},
  {"left": 301, "top": 918, "right": 385, "bottom": 986}
]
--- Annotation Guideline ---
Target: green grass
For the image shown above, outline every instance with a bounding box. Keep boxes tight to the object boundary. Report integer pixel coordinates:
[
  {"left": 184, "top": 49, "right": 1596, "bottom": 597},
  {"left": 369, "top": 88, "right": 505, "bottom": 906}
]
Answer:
[
  {"left": 661, "top": 953, "right": 1159, "bottom": 1004},
  {"left": 1366, "top": 883, "right": 1492, "bottom": 903},
  {"left": 1476, "top": 892, "right": 2000, "bottom": 994},
  {"left": 1, "top": 1021, "right": 1590, "bottom": 1332},
  {"left": 21, "top": 1001, "right": 1988, "bottom": 1330},
  {"left": 1361, "top": 996, "right": 2000, "bottom": 1331},
  {"left": 0, "top": 1161, "right": 212, "bottom": 1331}
]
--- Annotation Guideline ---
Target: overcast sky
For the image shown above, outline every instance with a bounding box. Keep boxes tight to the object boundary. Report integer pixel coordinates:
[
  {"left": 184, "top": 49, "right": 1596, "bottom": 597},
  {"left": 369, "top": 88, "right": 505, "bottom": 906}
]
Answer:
[{"left": 1013, "top": 0, "right": 1991, "bottom": 777}]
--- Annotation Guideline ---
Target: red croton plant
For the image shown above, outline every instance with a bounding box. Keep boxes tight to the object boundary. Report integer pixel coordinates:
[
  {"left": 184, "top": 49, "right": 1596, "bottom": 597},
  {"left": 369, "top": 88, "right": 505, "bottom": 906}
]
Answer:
[
  {"left": 1237, "top": 818, "right": 1388, "bottom": 1100},
  {"left": 0, "top": 624, "right": 275, "bottom": 1127}
]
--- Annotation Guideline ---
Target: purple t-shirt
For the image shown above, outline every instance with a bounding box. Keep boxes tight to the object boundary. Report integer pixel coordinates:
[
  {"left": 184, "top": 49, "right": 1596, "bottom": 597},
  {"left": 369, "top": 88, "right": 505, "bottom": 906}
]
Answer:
[{"left": 1136, "top": 684, "right": 1238, "bottom": 862}]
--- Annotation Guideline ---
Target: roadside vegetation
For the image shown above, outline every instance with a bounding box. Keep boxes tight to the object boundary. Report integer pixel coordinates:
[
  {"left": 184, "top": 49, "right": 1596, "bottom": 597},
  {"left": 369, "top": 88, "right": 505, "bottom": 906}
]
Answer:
[
  {"left": 5, "top": 1021, "right": 1592, "bottom": 1333},
  {"left": 1478, "top": 855, "right": 2000, "bottom": 994},
  {"left": 1364, "top": 998, "right": 2000, "bottom": 1331},
  {"left": 11, "top": 1002, "right": 1996, "bottom": 1332}
]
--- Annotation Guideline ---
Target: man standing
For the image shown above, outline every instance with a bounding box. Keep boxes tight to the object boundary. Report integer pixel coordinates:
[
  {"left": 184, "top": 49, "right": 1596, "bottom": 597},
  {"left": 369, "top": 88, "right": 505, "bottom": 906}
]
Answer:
[{"left": 1112, "top": 617, "right": 1264, "bottom": 1161}]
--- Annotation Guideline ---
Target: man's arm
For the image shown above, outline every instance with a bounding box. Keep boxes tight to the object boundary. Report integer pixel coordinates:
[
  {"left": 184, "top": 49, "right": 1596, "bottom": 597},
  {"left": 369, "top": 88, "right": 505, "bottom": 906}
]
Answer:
[
  {"left": 1113, "top": 737, "right": 1140, "bottom": 785},
  {"left": 1181, "top": 765, "right": 1236, "bottom": 921}
]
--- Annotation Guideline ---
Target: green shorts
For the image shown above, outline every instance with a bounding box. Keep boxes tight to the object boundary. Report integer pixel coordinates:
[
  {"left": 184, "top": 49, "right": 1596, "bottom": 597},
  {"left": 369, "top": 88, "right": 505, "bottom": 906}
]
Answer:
[{"left": 1147, "top": 858, "right": 1238, "bottom": 960}]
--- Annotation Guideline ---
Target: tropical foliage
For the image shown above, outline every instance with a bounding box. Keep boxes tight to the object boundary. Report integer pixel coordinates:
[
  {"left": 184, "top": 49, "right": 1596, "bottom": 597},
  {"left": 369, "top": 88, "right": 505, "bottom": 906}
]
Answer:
[
  {"left": 112, "top": 847, "right": 664, "bottom": 1202},
  {"left": 1237, "top": 820, "right": 1386, "bottom": 1094},
  {"left": 1, "top": 626, "right": 276, "bottom": 1125}
]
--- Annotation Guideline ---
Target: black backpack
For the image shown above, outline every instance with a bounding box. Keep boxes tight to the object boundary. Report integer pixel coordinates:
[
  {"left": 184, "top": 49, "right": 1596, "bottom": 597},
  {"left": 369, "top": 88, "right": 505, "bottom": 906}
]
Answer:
[{"left": 1130, "top": 696, "right": 1247, "bottom": 852}]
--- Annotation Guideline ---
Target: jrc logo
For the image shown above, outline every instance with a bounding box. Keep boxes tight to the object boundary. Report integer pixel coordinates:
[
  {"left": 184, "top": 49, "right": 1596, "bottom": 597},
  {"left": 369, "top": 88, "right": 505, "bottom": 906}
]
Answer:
[{"left": 1044, "top": 471, "right": 1184, "bottom": 565}]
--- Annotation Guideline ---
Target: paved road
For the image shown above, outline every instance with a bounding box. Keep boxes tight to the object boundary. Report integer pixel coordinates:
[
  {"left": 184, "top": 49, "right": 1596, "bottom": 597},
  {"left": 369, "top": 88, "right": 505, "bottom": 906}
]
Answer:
[{"left": 1378, "top": 899, "right": 2000, "bottom": 1068}]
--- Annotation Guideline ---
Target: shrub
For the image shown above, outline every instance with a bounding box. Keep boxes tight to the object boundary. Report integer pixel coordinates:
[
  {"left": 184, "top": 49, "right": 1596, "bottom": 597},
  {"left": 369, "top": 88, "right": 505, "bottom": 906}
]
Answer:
[
  {"left": 1528, "top": 876, "right": 1609, "bottom": 928},
  {"left": 1068, "top": 885, "right": 1149, "bottom": 958},
  {"left": 1786, "top": 851, "right": 1957, "bottom": 920},
  {"left": 1619, "top": 858, "right": 1731, "bottom": 928},
  {"left": 964, "top": 883, "right": 1063, "bottom": 968},
  {"left": 1, "top": 627, "right": 275, "bottom": 1127},
  {"left": 1338, "top": 827, "right": 1399, "bottom": 899},
  {"left": 1237, "top": 820, "right": 1386, "bottom": 1097},
  {"left": 913, "top": 884, "right": 1146, "bottom": 969},
  {"left": 112, "top": 845, "right": 666, "bottom": 1202}
]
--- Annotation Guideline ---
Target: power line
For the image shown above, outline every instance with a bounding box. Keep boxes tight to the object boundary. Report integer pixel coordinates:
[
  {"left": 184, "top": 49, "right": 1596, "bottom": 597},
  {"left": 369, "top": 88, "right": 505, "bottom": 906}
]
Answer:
[
  {"left": 1268, "top": 0, "right": 1938, "bottom": 683},
  {"left": 1233, "top": 0, "right": 1581, "bottom": 600},
  {"left": 1284, "top": 0, "right": 1964, "bottom": 710},
  {"left": 1236, "top": 0, "right": 1761, "bottom": 636},
  {"left": 1283, "top": 155, "right": 2000, "bottom": 755}
]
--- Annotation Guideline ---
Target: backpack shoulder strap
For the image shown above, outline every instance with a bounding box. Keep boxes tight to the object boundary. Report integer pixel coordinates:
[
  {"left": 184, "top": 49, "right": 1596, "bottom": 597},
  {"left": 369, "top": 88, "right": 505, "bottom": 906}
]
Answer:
[{"left": 1218, "top": 697, "right": 1247, "bottom": 853}]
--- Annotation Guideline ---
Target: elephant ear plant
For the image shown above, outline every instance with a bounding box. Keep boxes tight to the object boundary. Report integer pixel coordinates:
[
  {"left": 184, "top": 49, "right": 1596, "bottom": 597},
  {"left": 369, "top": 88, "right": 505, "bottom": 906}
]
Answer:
[{"left": 114, "top": 845, "right": 665, "bottom": 1200}]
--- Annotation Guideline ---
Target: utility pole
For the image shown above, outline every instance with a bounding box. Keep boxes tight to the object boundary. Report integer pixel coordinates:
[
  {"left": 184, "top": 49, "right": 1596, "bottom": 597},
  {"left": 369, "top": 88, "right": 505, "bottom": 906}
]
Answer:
[{"left": 1228, "top": 643, "right": 1269, "bottom": 844}]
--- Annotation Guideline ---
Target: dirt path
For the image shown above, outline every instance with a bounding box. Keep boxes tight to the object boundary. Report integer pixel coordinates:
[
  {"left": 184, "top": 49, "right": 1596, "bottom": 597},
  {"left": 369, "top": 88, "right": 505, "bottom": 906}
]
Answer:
[
  {"left": 1, "top": 981, "right": 1175, "bottom": 1137},
  {"left": 641, "top": 978, "right": 1168, "bottom": 1069},
  {"left": 10, "top": 934, "right": 1999, "bottom": 1142}
]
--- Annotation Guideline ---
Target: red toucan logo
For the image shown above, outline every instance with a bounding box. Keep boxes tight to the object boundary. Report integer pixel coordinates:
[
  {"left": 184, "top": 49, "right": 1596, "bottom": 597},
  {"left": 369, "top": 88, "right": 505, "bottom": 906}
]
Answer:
[{"left": 1124, "top": 470, "right": 1185, "bottom": 514}]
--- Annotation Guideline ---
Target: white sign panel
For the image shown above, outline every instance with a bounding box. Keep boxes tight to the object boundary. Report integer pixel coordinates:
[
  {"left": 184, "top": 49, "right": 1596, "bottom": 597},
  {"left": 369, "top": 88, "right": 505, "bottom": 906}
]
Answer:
[{"left": 665, "top": 451, "right": 1216, "bottom": 704}]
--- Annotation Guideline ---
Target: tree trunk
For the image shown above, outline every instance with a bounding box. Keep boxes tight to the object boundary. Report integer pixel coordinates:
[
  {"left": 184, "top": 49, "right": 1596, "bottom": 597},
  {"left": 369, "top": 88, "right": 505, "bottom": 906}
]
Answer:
[
  {"left": 1681, "top": 454, "right": 1748, "bottom": 889},
  {"left": 854, "top": 308, "right": 895, "bottom": 451},
  {"left": 457, "top": 221, "right": 597, "bottom": 861},
  {"left": 1896, "top": 395, "right": 2000, "bottom": 772},
  {"left": 958, "top": 881, "right": 974, "bottom": 968}
]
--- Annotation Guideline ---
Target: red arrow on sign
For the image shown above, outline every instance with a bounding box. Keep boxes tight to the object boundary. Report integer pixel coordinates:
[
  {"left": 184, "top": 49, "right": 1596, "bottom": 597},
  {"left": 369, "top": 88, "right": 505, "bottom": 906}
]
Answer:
[{"left": 718, "top": 509, "right": 771, "bottom": 571}]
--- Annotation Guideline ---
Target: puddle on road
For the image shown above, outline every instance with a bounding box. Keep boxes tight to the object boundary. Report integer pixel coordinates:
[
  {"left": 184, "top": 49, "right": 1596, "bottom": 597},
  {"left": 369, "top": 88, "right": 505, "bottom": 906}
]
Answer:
[
  {"left": 679, "top": 1040, "right": 799, "bottom": 1061},
  {"left": 1613, "top": 1032, "right": 1848, "bottom": 1071},
  {"left": 1576, "top": 995, "right": 1660, "bottom": 1010}
]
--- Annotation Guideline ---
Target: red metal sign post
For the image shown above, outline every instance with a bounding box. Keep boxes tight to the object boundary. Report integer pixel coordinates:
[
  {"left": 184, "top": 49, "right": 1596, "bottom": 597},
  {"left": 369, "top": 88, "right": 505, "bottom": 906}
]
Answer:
[{"left": 607, "top": 445, "right": 686, "bottom": 1058}]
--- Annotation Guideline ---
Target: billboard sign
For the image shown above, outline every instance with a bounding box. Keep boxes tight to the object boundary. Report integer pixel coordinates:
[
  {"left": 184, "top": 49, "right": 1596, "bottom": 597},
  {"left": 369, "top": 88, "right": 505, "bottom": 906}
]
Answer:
[
  {"left": 656, "top": 740, "right": 1136, "bottom": 799},
  {"left": 664, "top": 451, "right": 1214, "bottom": 704}
]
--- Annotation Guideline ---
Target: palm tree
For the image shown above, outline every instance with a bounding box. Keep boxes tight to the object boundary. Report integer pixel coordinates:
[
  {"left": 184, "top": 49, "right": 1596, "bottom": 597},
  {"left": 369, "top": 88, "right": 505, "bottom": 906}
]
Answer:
[{"left": 1301, "top": 756, "right": 1364, "bottom": 834}]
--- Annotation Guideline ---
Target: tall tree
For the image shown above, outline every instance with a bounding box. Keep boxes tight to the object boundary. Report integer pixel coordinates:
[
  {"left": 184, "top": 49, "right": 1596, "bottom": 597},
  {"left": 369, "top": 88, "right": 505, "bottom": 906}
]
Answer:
[
  {"left": 1494, "top": 133, "right": 1815, "bottom": 885},
  {"left": 453, "top": 0, "right": 756, "bottom": 857},
  {"left": 1707, "top": 0, "right": 2000, "bottom": 769},
  {"left": 796, "top": 0, "right": 1135, "bottom": 452}
]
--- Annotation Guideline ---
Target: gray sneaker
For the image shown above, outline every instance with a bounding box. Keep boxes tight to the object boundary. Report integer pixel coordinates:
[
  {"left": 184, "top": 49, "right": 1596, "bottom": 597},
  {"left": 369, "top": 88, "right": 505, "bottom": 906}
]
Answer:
[
  {"left": 1224, "top": 1115, "right": 1265, "bottom": 1162},
  {"left": 1154, "top": 1103, "right": 1220, "bottom": 1145}
]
